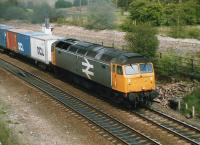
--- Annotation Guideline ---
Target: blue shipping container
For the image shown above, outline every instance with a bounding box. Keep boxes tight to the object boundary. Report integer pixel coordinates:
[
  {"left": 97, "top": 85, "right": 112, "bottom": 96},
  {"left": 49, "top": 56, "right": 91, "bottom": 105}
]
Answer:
[
  {"left": 17, "top": 32, "right": 46, "bottom": 56},
  {"left": 0, "top": 25, "right": 14, "bottom": 48}
]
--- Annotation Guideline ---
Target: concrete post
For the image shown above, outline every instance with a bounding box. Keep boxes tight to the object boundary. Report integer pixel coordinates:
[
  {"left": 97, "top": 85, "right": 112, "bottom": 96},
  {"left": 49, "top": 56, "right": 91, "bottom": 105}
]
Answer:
[
  {"left": 178, "top": 100, "right": 181, "bottom": 111},
  {"left": 192, "top": 106, "right": 195, "bottom": 118},
  {"left": 185, "top": 103, "right": 188, "bottom": 110}
]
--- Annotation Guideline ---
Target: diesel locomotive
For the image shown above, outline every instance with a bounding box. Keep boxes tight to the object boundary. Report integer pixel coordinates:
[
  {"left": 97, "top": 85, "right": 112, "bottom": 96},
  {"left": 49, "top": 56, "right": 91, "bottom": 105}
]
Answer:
[{"left": 51, "top": 39, "right": 157, "bottom": 107}]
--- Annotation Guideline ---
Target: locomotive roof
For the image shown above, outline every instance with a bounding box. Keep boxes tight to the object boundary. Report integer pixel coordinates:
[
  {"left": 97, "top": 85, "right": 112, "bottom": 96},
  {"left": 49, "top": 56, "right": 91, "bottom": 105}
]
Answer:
[{"left": 57, "top": 38, "right": 149, "bottom": 65}]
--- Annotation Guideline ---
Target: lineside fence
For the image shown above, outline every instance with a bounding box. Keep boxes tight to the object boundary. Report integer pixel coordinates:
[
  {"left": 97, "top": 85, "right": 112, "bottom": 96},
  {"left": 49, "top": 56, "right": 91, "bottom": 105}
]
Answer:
[{"left": 153, "top": 52, "right": 200, "bottom": 80}]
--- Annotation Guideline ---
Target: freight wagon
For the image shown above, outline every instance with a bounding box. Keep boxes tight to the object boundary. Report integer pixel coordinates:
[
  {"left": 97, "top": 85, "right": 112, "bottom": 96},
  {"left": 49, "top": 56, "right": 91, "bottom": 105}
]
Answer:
[
  {"left": 30, "top": 35, "right": 62, "bottom": 66},
  {"left": 6, "top": 28, "right": 33, "bottom": 52}
]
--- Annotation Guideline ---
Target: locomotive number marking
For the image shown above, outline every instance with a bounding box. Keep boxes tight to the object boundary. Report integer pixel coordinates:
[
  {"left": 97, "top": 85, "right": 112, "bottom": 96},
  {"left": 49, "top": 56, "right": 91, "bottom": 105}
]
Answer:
[
  {"left": 18, "top": 42, "right": 24, "bottom": 52},
  {"left": 37, "top": 46, "right": 44, "bottom": 56},
  {"left": 82, "top": 58, "right": 94, "bottom": 80}
]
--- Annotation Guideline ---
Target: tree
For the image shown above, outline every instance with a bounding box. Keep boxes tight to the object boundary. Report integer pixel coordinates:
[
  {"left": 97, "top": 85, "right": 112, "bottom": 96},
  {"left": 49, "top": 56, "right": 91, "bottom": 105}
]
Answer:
[
  {"left": 129, "top": 0, "right": 163, "bottom": 26},
  {"left": 73, "top": 0, "right": 88, "bottom": 6},
  {"left": 86, "top": 0, "right": 116, "bottom": 30},
  {"left": 31, "top": 3, "right": 60, "bottom": 23},
  {"left": 125, "top": 24, "right": 159, "bottom": 58},
  {"left": 128, "top": 0, "right": 198, "bottom": 26},
  {"left": 8, "top": 0, "right": 18, "bottom": 5},
  {"left": 55, "top": 0, "right": 73, "bottom": 8},
  {"left": 194, "top": 0, "right": 200, "bottom": 23},
  {"left": 112, "top": 0, "right": 132, "bottom": 10}
]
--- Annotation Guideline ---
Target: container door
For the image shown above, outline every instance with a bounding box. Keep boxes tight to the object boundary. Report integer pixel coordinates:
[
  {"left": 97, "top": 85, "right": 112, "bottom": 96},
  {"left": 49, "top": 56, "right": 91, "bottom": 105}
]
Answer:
[
  {"left": 6, "top": 31, "right": 18, "bottom": 52},
  {"left": 0, "top": 30, "right": 6, "bottom": 48},
  {"left": 30, "top": 37, "right": 46, "bottom": 63}
]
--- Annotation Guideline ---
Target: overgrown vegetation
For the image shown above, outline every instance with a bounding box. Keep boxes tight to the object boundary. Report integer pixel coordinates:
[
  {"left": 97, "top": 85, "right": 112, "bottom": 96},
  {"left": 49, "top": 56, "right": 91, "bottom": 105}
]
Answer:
[
  {"left": 31, "top": 3, "right": 62, "bottom": 23},
  {"left": 121, "top": 0, "right": 200, "bottom": 40},
  {"left": 0, "top": 106, "right": 20, "bottom": 145},
  {"left": 181, "top": 87, "right": 200, "bottom": 117},
  {"left": 128, "top": 0, "right": 200, "bottom": 26},
  {"left": 55, "top": 0, "right": 73, "bottom": 9},
  {"left": 153, "top": 51, "right": 200, "bottom": 80},
  {"left": 86, "top": 0, "right": 116, "bottom": 30},
  {"left": 0, "top": 0, "right": 62, "bottom": 23},
  {"left": 125, "top": 23, "right": 159, "bottom": 58},
  {"left": 112, "top": 0, "right": 132, "bottom": 10},
  {"left": 168, "top": 26, "right": 200, "bottom": 40},
  {"left": 73, "top": 0, "right": 88, "bottom": 6},
  {"left": 154, "top": 51, "right": 182, "bottom": 78}
]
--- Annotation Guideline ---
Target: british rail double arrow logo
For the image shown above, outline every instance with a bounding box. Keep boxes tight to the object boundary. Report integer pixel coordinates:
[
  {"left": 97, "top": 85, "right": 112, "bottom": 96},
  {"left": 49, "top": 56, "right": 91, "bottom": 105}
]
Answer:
[{"left": 82, "top": 58, "right": 94, "bottom": 79}]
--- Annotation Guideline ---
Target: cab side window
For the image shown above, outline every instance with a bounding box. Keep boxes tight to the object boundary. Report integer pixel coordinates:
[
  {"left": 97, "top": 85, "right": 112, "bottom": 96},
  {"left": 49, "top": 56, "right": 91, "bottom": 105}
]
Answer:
[
  {"left": 56, "top": 42, "right": 71, "bottom": 51},
  {"left": 56, "top": 42, "right": 64, "bottom": 48},
  {"left": 117, "top": 66, "right": 123, "bottom": 75}
]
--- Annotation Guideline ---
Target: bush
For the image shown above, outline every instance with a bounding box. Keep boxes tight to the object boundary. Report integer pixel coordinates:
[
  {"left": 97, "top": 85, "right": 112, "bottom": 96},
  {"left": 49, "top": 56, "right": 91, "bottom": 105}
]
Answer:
[
  {"left": 129, "top": 0, "right": 163, "bottom": 26},
  {"left": 154, "top": 52, "right": 182, "bottom": 77},
  {"left": 85, "top": 0, "right": 116, "bottom": 30},
  {"left": 182, "top": 87, "right": 200, "bottom": 116},
  {"left": 187, "top": 28, "right": 200, "bottom": 40},
  {"left": 0, "top": 1, "right": 28, "bottom": 20},
  {"left": 73, "top": 0, "right": 88, "bottom": 6},
  {"left": 4, "top": 6, "right": 28, "bottom": 20},
  {"left": 31, "top": 3, "right": 61, "bottom": 23},
  {"left": 55, "top": 0, "right": 72, "bottom": 8},
  {"left": 125, "top": 24, "right": 159, "bottom": 58},
  {"left": 168, "top": 25, "right": 187, "bottom": 38},
  {"left": 169, "top": 26, "right": 200, "bottom": 40},
  {"left": 128, "top": 0, "right": 198, "bottom": 26},
  {"left": 120, "top": 19, "right": 134, "bottom": 32}
]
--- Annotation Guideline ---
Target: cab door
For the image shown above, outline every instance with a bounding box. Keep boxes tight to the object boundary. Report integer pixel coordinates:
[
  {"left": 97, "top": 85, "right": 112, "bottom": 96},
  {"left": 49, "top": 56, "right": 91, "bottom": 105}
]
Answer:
[
  {"left": 112, "top": 64, "right": 126, "bottom": 93},
  {"left": 112, "top": 64, "right": 117, "bottom": 89}
]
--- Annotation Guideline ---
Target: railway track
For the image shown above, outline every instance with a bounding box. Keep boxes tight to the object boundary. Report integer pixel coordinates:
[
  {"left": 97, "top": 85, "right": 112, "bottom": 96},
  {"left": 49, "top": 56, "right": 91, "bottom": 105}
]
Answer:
[
  {"left": 0, "top": 59, "right": 160, "bottom": 145},
  {"left": 134, "top": 108, "right": 200, "bottom": 145}
]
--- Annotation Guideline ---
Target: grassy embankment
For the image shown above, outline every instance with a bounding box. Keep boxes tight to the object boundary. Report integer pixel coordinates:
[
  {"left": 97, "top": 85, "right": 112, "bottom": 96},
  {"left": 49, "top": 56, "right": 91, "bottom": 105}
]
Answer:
[
  {"left": 0, "top": 105, "right": 20, "bottom": 145},
  {"left": 158, "top": 25, "right": 200, "bottom": 40},
  {"left": 181, "top": 87, "right": 200, "bottom": 117}
]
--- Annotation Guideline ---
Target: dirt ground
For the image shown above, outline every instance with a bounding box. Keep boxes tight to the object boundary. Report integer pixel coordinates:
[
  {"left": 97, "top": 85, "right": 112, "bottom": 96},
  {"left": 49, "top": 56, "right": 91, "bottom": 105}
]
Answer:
[{"left": 0, "top": 68, "right": 112, "bottom": 145}]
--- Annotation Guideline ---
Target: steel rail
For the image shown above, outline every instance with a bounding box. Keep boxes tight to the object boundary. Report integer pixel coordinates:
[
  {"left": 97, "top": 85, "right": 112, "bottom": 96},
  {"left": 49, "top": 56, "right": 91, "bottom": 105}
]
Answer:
[{"left": 133, "top": 107, "right": 200, "bottom": 145}]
